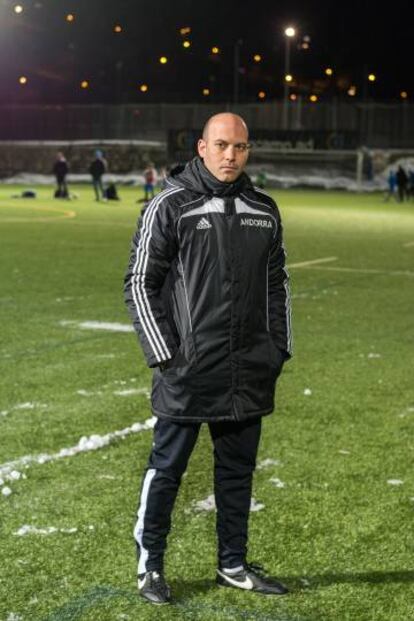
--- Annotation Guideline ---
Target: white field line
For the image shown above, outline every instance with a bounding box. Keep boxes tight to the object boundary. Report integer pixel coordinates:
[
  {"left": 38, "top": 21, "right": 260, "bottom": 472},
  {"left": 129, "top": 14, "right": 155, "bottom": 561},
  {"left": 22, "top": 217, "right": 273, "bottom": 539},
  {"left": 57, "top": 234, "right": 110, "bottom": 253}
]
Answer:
[
  {"left": 0, "top": 416, "right": 155, "bottom": 483},
  {"left": 299, "top": 266, "right": 414, "bottom": 277},
  {"left": 403, "top": 241, "right": 414, "bottom": 247},
  {"left": 287, "top": 256, "right": 337, "bottom": 268},
  {"left": 0, "top": 204, "right": 76, "bottom": 223},
  {"left": 1, "top": 402, "right": 48, "bottom": 418},
  {"left": 60, "top": 320, "right": 134, "bottom": 333},
  {"left": 113, "top": 388, "right": 150, "bottom": 397},
  {"left": 288, "top": 255, "right": 414, "bottom": 277}
]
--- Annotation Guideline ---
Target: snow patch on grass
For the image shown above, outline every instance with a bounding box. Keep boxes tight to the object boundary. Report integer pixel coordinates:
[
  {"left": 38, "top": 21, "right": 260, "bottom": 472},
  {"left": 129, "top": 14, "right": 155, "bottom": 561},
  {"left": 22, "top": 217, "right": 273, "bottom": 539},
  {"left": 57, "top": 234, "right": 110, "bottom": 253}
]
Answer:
[
  {"left": 250, "top": 498, "right": 265, "bottom": 511},
  {"left": 194, "top": 494, "right": 216, "bottom": 512},
  {"left": 192, "top": 494, "right": 264, "bottom": 512},
  {"left": 257, "top": 458, "right": 283, "bottom": 469},
  {"left": 14, "top": 525, "right": 78, "bottom": 536},
  {"left": 0, "top": 417, "right": 156, "bottom": 484},
  {"left": 398, "top": 406, "right": 414, "bottom": 418}
]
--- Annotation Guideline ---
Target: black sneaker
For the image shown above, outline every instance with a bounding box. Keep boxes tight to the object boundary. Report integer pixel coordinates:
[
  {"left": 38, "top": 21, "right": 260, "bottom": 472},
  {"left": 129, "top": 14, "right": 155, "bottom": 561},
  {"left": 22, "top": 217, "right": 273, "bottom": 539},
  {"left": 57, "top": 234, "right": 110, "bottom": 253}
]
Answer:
[
  {"left": 216, "top": 562, "right": 288, "bottom": 595},
  {"left": 138, "top": 570, "right": 171, "bottom": 605}
]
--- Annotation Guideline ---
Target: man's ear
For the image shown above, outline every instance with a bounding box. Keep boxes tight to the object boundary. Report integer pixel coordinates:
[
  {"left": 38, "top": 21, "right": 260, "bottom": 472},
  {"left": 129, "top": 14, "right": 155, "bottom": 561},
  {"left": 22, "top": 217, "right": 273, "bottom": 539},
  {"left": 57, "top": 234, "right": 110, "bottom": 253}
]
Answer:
[{"left": 197, "top": 139, "right": 206, "bottom": 158}]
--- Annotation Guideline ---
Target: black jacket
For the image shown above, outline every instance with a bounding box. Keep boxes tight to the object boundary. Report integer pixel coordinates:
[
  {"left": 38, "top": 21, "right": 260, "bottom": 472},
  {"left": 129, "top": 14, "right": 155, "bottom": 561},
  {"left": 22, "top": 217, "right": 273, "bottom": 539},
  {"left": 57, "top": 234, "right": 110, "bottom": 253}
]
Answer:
[
  {"left": 124, "top": 157, "right": 292, "bottom": 422},
  {"left": 89, "top": 158, "right": 106, "bottom": 179},
  {"left": 53, "top": 160, "right": 68, "bottom": 181}
]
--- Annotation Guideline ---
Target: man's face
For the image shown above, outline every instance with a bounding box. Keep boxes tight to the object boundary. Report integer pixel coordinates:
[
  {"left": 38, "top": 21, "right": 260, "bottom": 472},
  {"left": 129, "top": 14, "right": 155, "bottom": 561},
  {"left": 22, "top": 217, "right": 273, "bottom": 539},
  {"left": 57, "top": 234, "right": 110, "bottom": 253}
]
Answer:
[{"left": 197, "top": 118, "right": 250, "bottom": 183}]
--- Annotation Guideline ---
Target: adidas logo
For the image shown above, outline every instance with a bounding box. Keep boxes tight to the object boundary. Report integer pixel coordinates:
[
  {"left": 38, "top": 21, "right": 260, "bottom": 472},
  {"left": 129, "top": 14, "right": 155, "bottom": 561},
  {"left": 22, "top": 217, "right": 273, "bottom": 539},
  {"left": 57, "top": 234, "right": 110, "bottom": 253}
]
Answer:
[{"left": 196, "top": 217, "right": 212, "bottom": 230}]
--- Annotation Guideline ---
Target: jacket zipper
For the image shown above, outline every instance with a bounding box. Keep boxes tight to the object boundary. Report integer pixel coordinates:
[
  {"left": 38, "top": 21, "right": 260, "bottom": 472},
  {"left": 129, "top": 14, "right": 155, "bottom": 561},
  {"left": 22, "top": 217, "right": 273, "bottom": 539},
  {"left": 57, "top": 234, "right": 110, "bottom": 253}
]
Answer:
[{"left": 224, "top": 198, "right": 239, "bottom": 420}]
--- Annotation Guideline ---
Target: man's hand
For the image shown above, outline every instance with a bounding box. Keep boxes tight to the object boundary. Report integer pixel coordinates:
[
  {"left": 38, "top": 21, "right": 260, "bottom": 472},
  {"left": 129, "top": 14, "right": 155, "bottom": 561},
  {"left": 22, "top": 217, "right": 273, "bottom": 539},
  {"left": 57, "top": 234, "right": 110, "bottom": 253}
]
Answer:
[{"left": 158, "top": 360, "right": 171, "bottom": 372}]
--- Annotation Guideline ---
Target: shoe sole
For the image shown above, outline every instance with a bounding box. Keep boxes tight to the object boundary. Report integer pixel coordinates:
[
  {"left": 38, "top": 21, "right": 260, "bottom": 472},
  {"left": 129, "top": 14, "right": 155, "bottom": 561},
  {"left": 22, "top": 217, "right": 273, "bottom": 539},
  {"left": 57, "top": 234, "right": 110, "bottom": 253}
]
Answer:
[
  {"left": 139, "top": 593, "right": 171, "bottom": 605},
  {"left": 216, "top": 579, "right": 288, "bottom": 596}
]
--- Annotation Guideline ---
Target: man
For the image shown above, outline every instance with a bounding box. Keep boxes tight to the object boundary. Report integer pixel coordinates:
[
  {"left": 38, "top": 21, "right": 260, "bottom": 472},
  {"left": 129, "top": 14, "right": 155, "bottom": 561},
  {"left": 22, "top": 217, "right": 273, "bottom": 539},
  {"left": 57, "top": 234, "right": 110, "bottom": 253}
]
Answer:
[
  {"left": 124, "top": 113, "right": 292, "bottom": 605},
  {"left": 53, "top": 151, "right": 69, "bottom": 198},
  {"left": 143, "top": 162, "right": 157, "bottom": 201},
  {"left": 89, "top": 149, "right": 107, "bottom": 201},
  {"left": 396, "top": 164, "right": 408, "bottom": 202}
]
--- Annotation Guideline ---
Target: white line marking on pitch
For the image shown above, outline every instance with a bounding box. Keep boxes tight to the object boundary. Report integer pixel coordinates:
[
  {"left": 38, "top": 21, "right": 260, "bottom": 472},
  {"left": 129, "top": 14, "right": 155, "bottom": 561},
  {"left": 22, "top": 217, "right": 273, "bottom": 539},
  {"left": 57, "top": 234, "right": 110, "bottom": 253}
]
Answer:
[
  {"left": 59, "top": 320, "right": 134, "bottom": 333},
  {"left": 1, "top": 402, "right": 48, "bottom": 418},
  {"left": 288, "top": 256, "right": 337, "bottom": 268},
  {"left": 113, "top": 388, "right": 150, "bottom": 397},
  {"left": 0, "top": 417, "right": 155, "bottom": 484},
  {"left": 302, "top": 266, "right": 414, "bottom": 277},
  {"left": 403, "top": 241, "right": 414, "bottom": 247}
]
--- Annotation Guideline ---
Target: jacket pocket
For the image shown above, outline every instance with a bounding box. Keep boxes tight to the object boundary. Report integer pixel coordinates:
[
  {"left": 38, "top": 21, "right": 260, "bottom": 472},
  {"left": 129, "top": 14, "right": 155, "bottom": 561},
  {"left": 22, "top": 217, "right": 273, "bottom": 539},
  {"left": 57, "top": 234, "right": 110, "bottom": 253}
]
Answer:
[
  {"left": 162, "top": 334, "right": 197, "bottom": 375},
  {"left": 267, "top": 336, "right": 285, "bottom": 380}
]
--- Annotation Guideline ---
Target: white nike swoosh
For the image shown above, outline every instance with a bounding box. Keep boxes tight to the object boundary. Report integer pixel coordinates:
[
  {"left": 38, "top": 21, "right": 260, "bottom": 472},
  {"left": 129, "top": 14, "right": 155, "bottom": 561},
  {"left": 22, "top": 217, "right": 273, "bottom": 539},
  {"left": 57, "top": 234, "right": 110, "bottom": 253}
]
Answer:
[{"left": 218, "top": 570, "right": 254, "bottom": 590}]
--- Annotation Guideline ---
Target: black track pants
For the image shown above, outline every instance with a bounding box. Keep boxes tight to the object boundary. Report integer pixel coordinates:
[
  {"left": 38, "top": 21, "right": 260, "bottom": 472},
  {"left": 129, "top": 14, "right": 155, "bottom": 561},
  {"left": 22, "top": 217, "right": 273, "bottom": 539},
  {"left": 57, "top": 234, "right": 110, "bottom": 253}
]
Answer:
[{"left": 134, "top": 416, "right": 262, "bottom": 574}]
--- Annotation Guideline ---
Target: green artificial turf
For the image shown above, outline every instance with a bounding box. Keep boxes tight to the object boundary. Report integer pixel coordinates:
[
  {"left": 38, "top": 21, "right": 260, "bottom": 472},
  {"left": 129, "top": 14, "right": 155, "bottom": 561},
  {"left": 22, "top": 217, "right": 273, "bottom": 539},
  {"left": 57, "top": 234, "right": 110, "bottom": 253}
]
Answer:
[{"left": 0, "top": 184, "right": 413, "bottom": 621}]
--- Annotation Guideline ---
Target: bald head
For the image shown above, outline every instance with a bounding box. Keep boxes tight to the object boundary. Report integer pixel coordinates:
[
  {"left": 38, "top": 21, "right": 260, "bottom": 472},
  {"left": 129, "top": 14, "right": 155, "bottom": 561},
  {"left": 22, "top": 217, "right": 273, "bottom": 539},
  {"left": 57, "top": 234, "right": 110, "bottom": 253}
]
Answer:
[
  {"left": 202, "top": 113, "right": 249, "bottom": 141},
  {"left": 198, "top": 112, "right": 250, "bottom": 183}
]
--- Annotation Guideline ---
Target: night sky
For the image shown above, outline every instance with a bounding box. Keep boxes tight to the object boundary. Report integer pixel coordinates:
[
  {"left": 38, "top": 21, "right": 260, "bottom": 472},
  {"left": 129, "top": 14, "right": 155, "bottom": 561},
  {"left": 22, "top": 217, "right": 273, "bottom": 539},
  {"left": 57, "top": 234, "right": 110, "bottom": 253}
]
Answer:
[{"left": 0, "top": 0, "right": 412, "bottom": 105}]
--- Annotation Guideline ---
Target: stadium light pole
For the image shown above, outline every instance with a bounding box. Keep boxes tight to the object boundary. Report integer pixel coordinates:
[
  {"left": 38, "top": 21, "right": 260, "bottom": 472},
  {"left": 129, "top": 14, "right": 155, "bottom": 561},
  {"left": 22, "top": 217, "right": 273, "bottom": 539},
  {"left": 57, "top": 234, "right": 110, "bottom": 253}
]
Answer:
[{"left": 283, "top": 26, "right": 296, "bottom": 130}]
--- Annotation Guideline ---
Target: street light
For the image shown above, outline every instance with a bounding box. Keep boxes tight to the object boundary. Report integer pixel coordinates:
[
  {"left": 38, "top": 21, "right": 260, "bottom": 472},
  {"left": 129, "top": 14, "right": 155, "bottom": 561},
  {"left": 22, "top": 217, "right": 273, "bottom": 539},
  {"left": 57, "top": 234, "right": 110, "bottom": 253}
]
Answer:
[{"left": 283, "top": 26, "right": 296, "bottom": 130}]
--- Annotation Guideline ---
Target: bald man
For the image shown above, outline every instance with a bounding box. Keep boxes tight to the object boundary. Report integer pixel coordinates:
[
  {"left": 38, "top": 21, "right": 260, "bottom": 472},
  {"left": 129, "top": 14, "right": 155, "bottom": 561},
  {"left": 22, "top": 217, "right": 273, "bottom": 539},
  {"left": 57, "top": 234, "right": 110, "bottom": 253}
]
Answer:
[{"left": 125, "top": 112, "right": 292, "bottom": 604}]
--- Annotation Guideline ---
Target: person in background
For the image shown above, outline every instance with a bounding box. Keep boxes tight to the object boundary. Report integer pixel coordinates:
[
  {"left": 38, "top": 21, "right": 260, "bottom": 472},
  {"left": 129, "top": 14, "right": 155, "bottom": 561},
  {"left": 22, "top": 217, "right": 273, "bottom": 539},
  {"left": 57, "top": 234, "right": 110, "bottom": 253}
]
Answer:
[
  {"left": 53, "top": 152, "right": 69, "bottom": 198},
  {"left": 256, "top": 170, "right": 267, "bottom": 189},
  {"left": 89, "top": 149, "right": 108, "bottom": 201},
  {"left": 143, "top": 162, "right": 157, "bottom": 201},
  {"left": 384, "top": 169, "right": 397, "bottom": 202},
  {"left": 408, "top": 169, "right": 414, "bottom": 200},
  {"left": 396, "top": 165, "right": 408, "bottom": 202}
]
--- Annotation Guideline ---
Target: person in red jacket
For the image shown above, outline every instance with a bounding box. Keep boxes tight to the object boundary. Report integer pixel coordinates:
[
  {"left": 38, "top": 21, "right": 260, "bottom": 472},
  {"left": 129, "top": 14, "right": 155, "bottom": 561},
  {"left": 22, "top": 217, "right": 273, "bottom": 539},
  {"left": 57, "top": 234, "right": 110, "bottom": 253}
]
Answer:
[
  {"left": 125, "top": 113, "right": 292, "bottom": 605},
  {"left": 143, "top": 163, "right": 157, "bottom": 201}
]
